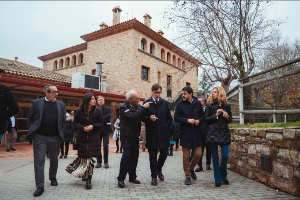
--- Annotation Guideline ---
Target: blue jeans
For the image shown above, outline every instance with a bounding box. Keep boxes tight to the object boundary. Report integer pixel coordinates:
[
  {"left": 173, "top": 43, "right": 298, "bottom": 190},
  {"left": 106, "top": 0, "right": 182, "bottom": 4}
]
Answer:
[
  {"left": 169, "top": 144, "right": 174, "bottom": 154},
  {"left": 210, "top": 144, "right": 229, "bottom": 183}
]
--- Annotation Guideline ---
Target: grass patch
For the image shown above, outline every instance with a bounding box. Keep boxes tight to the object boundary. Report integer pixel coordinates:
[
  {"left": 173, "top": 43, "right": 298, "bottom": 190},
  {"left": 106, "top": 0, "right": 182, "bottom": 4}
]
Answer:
[{"left": 229, "top": 121, "right": 300, "bottom": 129}]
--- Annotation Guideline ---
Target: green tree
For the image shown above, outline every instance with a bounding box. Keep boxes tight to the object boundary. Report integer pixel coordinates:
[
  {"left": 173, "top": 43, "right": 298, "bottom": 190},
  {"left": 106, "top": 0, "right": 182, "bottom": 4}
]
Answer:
[{"left": 198, "top": 69, "right": 213, "bottom": 97}]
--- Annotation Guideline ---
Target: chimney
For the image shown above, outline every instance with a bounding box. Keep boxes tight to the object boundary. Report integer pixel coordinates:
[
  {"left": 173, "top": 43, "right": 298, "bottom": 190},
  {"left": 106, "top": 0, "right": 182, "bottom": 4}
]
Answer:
[
  {"left": 15, "top": 56, "right": 18, "bottom": 61},
  {"left": 143, "top": 13, "right": 152, "bottom": 28},
  {"left": 99, "top": 22, "right": 109, "bottom": 30},
  {"left": 112, "top": 6, "right": 122, "bottom": 26},
  {"left": 157, "top": 30, "right": 164, "bottom": 36}
]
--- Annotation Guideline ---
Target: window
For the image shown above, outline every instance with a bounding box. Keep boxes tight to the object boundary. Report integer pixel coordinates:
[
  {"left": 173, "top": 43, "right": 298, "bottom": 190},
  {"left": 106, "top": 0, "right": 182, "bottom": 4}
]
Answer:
[
  {"left": 53, "top": 60, "right": 58, "bottom": 70},
  {"left": 66, "top": 57, "right": 70, "bottom": 67},
  {"left": 141, "top": 66, "right": 149, "bottom": 81},
  {"left": 158, "top": 71, "right": 161, "bottom": 85},
  {"left": 150, "top": 43, "right": 155, "bottom": 55},
  {"left": 79, "top": 53, "right": 84, "bottom": 64},
  {"left": 182, "top": 60, "right": 186, "bottom": 70},
  {"left": 141, "top": 38, "right": 147, "bottom": 51},
  {"left": 141, "top": 40, "right": 144, "bottom": 50},
  {"left": 72, "top": 55, "right": 76, "bottom": 65},
  {"left": 173, "top": 55, "right": 176, "bottom": 65},
  {"left": 167, "top": 75, "right": 172, "bottom": 97},
  {"left": 167, "top": 52, "right": 171, "bottom": 63},
  {"left": 186, "top": 82, "right": 191, "bottom": 87},
  {"left": 161, "top": 48, "right": 165, "bottom": 60},
  {"left": 59, "top": 59, "right": 63, "bottom": 69},
  {"left": 91, "top": 69, "right": 96, "bottom": 75}
]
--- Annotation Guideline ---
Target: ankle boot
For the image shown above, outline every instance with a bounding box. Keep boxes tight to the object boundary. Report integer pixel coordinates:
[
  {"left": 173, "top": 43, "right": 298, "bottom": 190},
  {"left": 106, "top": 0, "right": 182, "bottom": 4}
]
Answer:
[{"left": 86, "top": 175, "right": 92, "bottom": 189}]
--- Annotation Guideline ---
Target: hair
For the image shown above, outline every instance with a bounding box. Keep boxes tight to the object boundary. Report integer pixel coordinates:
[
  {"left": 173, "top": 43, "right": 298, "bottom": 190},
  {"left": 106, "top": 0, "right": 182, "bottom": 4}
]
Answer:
[
  {"left": 125, "top": 89, "right": 138, "bottom": 100},
  {"left": 151, "top": 83, "right": 162, "bottom": 91},
  {"left": 81, "top": 93, "right": 96, "bottom": 114},
  {"left": 97, "top": 95, "right": 105, "bottom": 101},
  {"left": 182, "top": 86, "right": 193, "bottom": 95},
  {"left": 66, "top": 112, "right": 72, "bottom": 121},
  {"left": 198, "top": 96, "right": 207, "bottom": 104},
  {"left": 207, "top": 87, "right": 228, "bottom": 106},
  {"left": 43, "top": 83, "right": 56, "bottom": 94}
]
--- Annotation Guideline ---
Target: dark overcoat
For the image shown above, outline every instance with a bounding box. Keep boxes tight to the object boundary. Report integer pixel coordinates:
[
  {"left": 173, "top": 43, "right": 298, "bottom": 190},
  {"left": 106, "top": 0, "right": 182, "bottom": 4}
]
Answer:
[
  {"left": 174, "top": 97, "right": 204, "bottom": 148},
  {"left": 141, "top": 97, "right": 172, "bottom": 149},
  {"left": 205, "top": 101, "right": 232, "bottom": 145},
  {"left": 74, "top": 106, "right": 104, "bottom": 158},
  {"left": 99, "top": 105, "right": 113, "bottom": 134},
  {"left": 64, "top": 119, "right": 73, "bottom": 142}
]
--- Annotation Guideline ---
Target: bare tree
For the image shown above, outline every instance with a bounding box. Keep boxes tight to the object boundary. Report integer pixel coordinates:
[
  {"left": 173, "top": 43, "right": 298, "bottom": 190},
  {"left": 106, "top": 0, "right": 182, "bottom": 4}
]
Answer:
[{"left": 164, "top": 0, "right": 282, "bottom": 92}]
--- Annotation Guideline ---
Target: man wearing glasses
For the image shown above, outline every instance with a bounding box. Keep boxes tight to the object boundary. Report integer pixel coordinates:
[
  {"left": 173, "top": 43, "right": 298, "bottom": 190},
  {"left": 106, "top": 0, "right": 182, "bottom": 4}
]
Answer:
[
  {"left": 26, "top": 83, "right": 66, "bottom": 197},
  {"left": 142, "top": 84, "right": 172, "bottom": 186}
]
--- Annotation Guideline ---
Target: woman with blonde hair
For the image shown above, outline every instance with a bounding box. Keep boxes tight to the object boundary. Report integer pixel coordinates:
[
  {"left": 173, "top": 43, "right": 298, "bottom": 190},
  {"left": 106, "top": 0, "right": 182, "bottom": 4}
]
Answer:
[{"left": 205, "top": 87, "right": 232, "bottom": 187}]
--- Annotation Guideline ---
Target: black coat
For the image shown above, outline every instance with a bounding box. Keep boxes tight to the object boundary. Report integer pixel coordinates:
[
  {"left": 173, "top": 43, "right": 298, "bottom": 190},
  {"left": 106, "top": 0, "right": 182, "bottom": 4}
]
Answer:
[
  {"left": 99, "top": 105, "right": 113, "bottom": 134},
  {"left": 200, "top": 106, "right": 208, "bottom": 144},
  {"left": 64, "top": 120, "right": 73, "bottom": 142},
  {"left": 174, "top": 97, "right": 204, "bottom": 148},
  {"left": 74, "top": 106, "right": 104, "bottom": 158},
  {"left": 205, "top": 102, "right": 232, "bottom": 145},
  {"left": 141, "top": 97, "right": 172, "bottom": 149},
  {"left": 120, "top": 101, "right": 145, "bottom": 140},
  {"left": 0, "top": 84, "right": 19, "bottom": 134},
  {"left": 174, "top": 122, "right": 180, "bottom": 139}
]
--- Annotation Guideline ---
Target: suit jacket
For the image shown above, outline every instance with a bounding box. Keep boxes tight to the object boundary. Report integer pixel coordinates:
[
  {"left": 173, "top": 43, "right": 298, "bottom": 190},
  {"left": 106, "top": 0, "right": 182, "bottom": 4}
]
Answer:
[
  {"left": 0, "top": 84, "right": 19, "bottom": 134},
  {"left": 99, "top": 105, "right": 113, "bottom": 134},
  {"left": 141, "top": 97, "right": 172, "bottom": 149},
  {"left": 26, "top": 97, "right": 66, "bottom": 141}
]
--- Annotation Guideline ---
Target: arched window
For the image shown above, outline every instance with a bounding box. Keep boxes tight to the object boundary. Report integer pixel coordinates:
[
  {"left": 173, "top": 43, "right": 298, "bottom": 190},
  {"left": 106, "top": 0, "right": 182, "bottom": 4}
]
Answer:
[
  {"left": 182, "top": 60, "right": 186, "bottom": 70},
  {"left": 150, "top": 43, "right": 155, "bottom": 55},
  {"left": 72, "top": 55, "right": 76, "bottom": 66},
  {"left": 141, "top": 38, "right": 147, "bottom": 51},
  {"left": 65, "top": 57, "right": 70, "bottom": 67},
  {"left": 79, "top": 53, "right": 84, "bottom": 64},
  {"left": 172, "top": 55, "right": 176, "bottom": 65},
  {"left": 53, "top": 60, "right": 58, "bottom": 70},
  {"left": 177, "top": 58, "right": 181, "bottom": 68},
  {"left": 161, "top": 49, "right": 165, "bottom": 60},
  {"left": 59, "top": 59, "right": 63, "bottom": 69},
  {"left": 167, "top": 52, "right": 171, "bottom": 63}
]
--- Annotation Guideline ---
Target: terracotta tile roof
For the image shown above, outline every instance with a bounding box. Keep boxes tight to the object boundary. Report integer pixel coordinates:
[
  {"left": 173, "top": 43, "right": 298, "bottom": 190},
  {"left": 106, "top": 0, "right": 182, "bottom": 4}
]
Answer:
[{"left": 0, "top": 57, "right": 71, "bottom": 84}]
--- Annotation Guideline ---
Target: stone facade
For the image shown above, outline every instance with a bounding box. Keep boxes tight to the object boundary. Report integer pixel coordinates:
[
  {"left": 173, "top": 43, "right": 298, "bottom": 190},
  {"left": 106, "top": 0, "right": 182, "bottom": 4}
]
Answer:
[{"left": 229, "top": 127, "right": 300, "bottom": 197}]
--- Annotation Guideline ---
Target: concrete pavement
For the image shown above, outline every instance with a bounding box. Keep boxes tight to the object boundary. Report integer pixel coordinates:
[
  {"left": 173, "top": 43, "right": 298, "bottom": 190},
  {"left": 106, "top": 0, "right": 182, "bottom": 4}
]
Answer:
[{"left": 0, "top": 146, "right": 299, "bottom": 200}]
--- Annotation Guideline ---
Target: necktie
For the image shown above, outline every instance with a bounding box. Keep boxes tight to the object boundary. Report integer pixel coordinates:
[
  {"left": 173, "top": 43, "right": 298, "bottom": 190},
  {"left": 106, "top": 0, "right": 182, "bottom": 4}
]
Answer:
[{"left": 155, "top": 100, "right": 159, "bottom": 106}]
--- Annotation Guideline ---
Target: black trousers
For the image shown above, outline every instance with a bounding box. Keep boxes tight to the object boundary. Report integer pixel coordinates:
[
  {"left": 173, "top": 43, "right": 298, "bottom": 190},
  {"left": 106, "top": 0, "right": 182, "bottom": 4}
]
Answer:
[
  {"left": 148, "top": 148, "right": 168, "bottom": 178},
  {"left": 175, "top": 139, "right": 180, "bottom": 149},
  {"left": 116, "top": 137, "right": 123, "bottom": 152},
  {"left": 60, "top": 141, "right": 69, "bottom": 156},
  {"left": 97, "top": 131, "right": 109, "bottom": 164},
  {"left": 117, "top": 138, "right": 139, "bottom": 181}
]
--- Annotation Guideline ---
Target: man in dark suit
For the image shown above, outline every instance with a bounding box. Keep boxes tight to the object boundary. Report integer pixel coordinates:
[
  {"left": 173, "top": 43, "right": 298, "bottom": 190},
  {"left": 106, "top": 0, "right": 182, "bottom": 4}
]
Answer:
[
  {"left": 142, "top": 84, "right": 172, "bottom": 186},
  {"left": 0, "top": 68, "right": 19, "bottom": 141},
  {"left": 26, "top": 83, "right": 66, "bottom": 197},
  {"left": 95, "top": 96, "right": 113, "bottom": 169},
  {"left": 117, "top": 89, "right": 152, "bottom": 188}
]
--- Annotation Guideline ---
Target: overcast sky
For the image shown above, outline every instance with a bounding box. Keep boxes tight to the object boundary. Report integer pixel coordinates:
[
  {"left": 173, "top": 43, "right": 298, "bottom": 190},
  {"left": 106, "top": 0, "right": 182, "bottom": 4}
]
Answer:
[{"left": 0, "top": 1, "right": 299, "bottom": 69}]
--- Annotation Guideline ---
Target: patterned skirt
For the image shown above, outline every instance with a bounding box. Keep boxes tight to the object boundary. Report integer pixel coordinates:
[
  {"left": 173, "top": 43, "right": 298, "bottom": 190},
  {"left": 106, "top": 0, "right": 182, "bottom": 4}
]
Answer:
[{"left": 66, "top": 157, "right": 95, "bottom": 178}]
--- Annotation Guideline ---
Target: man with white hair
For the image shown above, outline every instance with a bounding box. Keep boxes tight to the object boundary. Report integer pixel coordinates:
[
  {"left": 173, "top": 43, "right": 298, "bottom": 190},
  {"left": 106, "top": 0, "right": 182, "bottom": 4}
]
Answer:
[{"left": 117, "top": 89, "right": 152, "bottom": 188}]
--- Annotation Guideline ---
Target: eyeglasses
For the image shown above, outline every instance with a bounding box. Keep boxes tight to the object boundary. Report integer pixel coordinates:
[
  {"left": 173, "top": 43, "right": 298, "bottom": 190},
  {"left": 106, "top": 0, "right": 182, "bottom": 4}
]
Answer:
[
  {"left": 49, "top": 90, "right": 59, "bottom": 94},
  {"left": 153, "top": 92, "right": 162, "bottom": 94}
]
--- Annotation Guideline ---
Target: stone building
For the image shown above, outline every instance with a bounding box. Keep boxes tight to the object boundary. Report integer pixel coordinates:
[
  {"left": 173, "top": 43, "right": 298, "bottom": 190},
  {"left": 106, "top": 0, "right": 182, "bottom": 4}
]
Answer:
[{"left": 38, "top": 6, "right": 200, "bottom": 103}]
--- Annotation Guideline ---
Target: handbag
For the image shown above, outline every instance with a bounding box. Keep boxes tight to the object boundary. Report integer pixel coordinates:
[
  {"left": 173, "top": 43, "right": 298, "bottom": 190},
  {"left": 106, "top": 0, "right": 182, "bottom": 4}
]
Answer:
[{"left": 73, "top": 131, "right": 78, "bottom": 150}]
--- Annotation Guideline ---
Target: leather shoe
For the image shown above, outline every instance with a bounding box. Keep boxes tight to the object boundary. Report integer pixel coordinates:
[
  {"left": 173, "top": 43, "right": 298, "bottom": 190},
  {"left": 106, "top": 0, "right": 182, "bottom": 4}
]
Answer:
[
  {"left": 151, "top": 178, "right": 157, "bottom": 186},
  {"left": 215, "top": 183, "right": 221, "bottom": 187},
  {"left": 6, "top": 149, "right": 10, "bottom": 152},
  {"left": 206, "top": 165, "right": 211, "bottom": 170},
  {"left": 50, "top": 178, "right": 58, "bottom": 186},
  {"left": 59, "top": 155, "right": 63, "bottom": 159},
  {"left": 195, "top": 166, "right": 203, "bottom": 172},
  {"left": 118, "top": 180, "right": 125, "bottom": 188},
  {"left": 64, "top": 155, "right": 67, "bottom": 158},
  {"left": 10, "top": 147, "right": 16, "bottom": 151},
  {"left": 104, "top": 163, "right": 109, "bottom": 169},
  {"left": 129, "top": 179, "right": 141, "bottom": 184},
  {"left": 185, "top": 177, "right": 191, "bottom": 185},
  {"left": 190, "top": 170, "right": 197, "bottom": 180},
  {"left": 95, "top": 163, "right": 101, "bottom": 168},
  {"left": 223, "top": 180, "right": 229, "bottom": 185},
  {"left": 33, "top": 187, "right": 44, "bottom": 197},
  {"left": 158, "top": 171, "right": 164, "bottom": 181}
]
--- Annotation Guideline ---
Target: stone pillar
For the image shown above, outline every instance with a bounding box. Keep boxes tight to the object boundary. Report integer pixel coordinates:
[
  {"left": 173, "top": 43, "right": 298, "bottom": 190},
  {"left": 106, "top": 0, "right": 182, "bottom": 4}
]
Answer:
[
  {"left": 143, "top": 13, "right": 152, "bottom": 28},
  {"left": 112, "top": 6, "right": 122, "bottom": 26}
]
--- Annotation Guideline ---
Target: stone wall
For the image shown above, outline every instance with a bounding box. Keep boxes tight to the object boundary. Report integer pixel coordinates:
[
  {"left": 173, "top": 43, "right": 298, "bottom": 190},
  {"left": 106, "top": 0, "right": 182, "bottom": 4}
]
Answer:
[{"left": 229, "top": 127, "right": 300, "bottom": 197}]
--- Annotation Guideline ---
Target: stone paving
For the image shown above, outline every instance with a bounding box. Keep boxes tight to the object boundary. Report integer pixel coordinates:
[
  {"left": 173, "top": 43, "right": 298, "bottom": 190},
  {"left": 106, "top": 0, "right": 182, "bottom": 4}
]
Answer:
[{"left": 0, "top": 147, "right": 299, "bottom": 200}]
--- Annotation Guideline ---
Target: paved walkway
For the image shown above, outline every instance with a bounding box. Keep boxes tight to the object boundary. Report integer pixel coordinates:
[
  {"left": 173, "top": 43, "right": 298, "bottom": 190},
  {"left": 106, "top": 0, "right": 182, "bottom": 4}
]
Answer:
[{"left": 0, "top": 139, "right": 299, "bottom": 200}]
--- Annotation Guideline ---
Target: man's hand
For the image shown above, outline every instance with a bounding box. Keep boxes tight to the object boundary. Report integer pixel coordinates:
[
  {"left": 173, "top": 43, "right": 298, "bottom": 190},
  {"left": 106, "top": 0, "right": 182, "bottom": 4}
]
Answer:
[
  {"left": 5, "top": 131, "right": 8, "bottom": 135},
  {"left": 84, "top": 125, "right": 93, "bottom": 132},
  {"left": 116, "top": 127, "right": 120, "bottom": 130},
  {"left": 223, "top": 111, "right": 229, "bottom": 119},
  {"left": 187, "top": 119, "right": 195, "bottom": 124},
  {"left": 150, "top": 115, "right": 158, "bottom": 122},
  {"left": 143, "top": 102, "right": 153, "bottom": 108},
  {"left": 216, "top": 109, "right": 223, "bottom": 116},
  {"left": 195, "top": 120, "right": 200, "bottom": 126}
]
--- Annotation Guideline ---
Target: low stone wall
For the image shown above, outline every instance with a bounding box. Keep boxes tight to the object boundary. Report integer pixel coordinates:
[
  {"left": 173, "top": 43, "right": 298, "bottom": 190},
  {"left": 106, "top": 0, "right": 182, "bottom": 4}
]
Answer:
[{"left": 229, "top": 127, "right": 300, "bottom": 197}]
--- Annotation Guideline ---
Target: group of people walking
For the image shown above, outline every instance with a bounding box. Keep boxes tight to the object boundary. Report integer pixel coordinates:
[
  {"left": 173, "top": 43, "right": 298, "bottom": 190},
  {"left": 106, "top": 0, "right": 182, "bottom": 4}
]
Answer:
[{"left": 22, "top": 82, "right": 232, "bottom": 197}]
